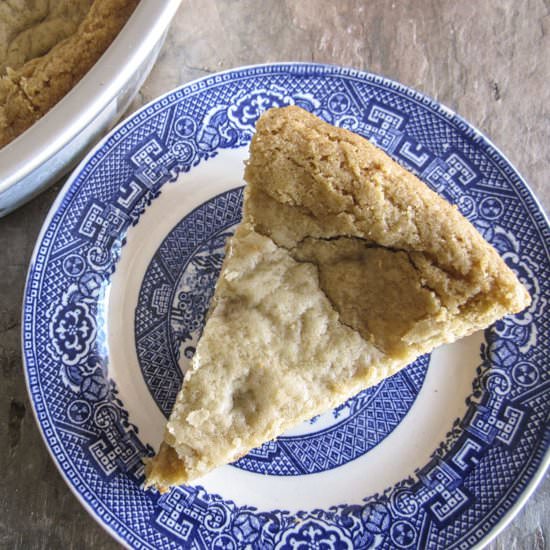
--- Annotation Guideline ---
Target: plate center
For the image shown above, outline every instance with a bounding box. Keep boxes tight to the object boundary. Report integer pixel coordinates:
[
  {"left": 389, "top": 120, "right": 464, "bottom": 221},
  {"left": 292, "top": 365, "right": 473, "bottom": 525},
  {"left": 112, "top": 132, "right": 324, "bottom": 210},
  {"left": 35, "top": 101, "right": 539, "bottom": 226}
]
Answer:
[{"left": 133, "top": 187, "right": 430, "bottom": 476}]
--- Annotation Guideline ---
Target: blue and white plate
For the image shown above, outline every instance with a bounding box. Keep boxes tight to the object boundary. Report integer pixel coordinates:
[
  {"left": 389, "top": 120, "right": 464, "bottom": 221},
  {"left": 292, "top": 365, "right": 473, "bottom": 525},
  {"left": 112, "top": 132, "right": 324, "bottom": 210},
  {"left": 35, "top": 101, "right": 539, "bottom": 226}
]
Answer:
[{"left": 22, "top": 63, "right": 549, "bottom": 549}]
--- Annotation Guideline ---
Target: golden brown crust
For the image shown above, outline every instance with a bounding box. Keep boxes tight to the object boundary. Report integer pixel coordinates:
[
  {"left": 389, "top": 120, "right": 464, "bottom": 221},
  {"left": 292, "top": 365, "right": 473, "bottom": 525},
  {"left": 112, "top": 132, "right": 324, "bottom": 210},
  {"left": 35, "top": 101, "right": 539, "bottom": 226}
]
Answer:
[
  {"left": 243, "top": 106, "right": 530, "bottom": 316},
  {"left": 144, "top": 443, "right": 188, "bottom": 492},
  {"left": 0, "top": 0, "right": 138, "bottom": 148},
  {"left": 0, "top": 1, "right": 93, "bottom": 74}
]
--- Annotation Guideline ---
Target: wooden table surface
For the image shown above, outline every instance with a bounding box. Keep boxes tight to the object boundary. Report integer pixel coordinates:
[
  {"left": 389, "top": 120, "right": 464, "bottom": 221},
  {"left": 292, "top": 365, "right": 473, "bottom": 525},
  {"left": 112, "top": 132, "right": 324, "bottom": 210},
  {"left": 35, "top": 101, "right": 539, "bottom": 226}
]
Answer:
[{"left": 0, "top": 1, "right": 548, "bottom": 548}]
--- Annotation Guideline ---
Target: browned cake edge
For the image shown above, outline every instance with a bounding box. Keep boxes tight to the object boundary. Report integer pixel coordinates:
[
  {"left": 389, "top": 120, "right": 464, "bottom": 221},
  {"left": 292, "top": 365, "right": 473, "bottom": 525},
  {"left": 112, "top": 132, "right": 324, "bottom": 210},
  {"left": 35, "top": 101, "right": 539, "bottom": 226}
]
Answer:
[{"left": 0, "top": 0, "right": 138, "bottom": 148}]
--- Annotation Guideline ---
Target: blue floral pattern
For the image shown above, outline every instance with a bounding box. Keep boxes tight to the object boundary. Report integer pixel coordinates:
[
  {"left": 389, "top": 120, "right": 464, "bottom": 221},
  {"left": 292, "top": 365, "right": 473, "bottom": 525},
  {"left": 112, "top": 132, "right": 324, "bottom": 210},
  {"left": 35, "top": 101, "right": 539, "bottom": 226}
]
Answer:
[
  {"left": 49, "top": 295, "right": 96, "bottom": 367},
  {"left": 277, "top": 520, "right": 353, "bottom": 550},
  {"left": 22, "top": 64, "right": 549, "bottom": 549},
  {"left": 227, "top": 87, "right": 318, "bottom": 132}
]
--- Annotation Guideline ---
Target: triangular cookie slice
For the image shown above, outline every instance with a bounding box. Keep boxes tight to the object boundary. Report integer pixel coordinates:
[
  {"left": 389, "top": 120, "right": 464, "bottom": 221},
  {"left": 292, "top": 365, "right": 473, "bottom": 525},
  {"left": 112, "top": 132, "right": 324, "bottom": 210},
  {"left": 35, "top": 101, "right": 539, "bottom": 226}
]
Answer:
[{"left": 145, "top": 106, "right": 530, "bottom": 491}]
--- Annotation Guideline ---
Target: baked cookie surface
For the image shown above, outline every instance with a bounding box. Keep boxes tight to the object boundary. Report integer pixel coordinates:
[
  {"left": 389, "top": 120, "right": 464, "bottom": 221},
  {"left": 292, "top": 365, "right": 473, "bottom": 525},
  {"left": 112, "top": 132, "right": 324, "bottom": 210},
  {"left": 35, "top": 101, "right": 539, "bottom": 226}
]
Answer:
[
  {"left": 0, "top": 0, "right": 138, "bottom": 148},
  {"left": 145, "top": 106, "right": 530, "bottom": 491}
]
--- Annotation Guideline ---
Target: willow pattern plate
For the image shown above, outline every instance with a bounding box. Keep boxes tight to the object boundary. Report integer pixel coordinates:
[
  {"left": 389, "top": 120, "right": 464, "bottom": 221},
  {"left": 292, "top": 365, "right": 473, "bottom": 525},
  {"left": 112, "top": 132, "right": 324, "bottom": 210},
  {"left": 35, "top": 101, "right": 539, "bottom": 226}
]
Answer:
[{"left": 23, "top": 63, "right": 549, "bottom": 549}]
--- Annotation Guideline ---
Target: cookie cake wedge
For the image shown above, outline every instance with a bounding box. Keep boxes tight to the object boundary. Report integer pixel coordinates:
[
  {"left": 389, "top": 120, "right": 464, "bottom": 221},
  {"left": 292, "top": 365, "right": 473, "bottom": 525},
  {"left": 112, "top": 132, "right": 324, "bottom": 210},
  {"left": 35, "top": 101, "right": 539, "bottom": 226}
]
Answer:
[{"left": 145, "top": 106, "right": 530, "bottom": 491}]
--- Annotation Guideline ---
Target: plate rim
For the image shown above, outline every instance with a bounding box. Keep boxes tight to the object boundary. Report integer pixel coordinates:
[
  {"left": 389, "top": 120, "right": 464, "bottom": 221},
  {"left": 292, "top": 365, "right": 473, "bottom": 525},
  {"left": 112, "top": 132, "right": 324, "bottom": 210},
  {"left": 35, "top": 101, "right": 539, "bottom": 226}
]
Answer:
[{"left": 21, "top": 61, "right": 550, "bottom": 550}]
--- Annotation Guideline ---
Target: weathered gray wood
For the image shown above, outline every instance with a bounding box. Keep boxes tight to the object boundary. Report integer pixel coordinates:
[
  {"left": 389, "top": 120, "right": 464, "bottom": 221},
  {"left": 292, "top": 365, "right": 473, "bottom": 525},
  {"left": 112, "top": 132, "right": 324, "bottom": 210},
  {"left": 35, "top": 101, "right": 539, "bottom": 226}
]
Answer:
[{"left": 0, "top": 1, "right": 548, "bottom": 548}]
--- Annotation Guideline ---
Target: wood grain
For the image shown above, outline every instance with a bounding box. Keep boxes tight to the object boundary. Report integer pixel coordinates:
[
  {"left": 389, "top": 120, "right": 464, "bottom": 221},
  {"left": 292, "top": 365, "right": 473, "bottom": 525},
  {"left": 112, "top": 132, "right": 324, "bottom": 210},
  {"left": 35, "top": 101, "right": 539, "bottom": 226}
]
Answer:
[{"left": 0, "top": 1, "right": 547, "bottom": 547}]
